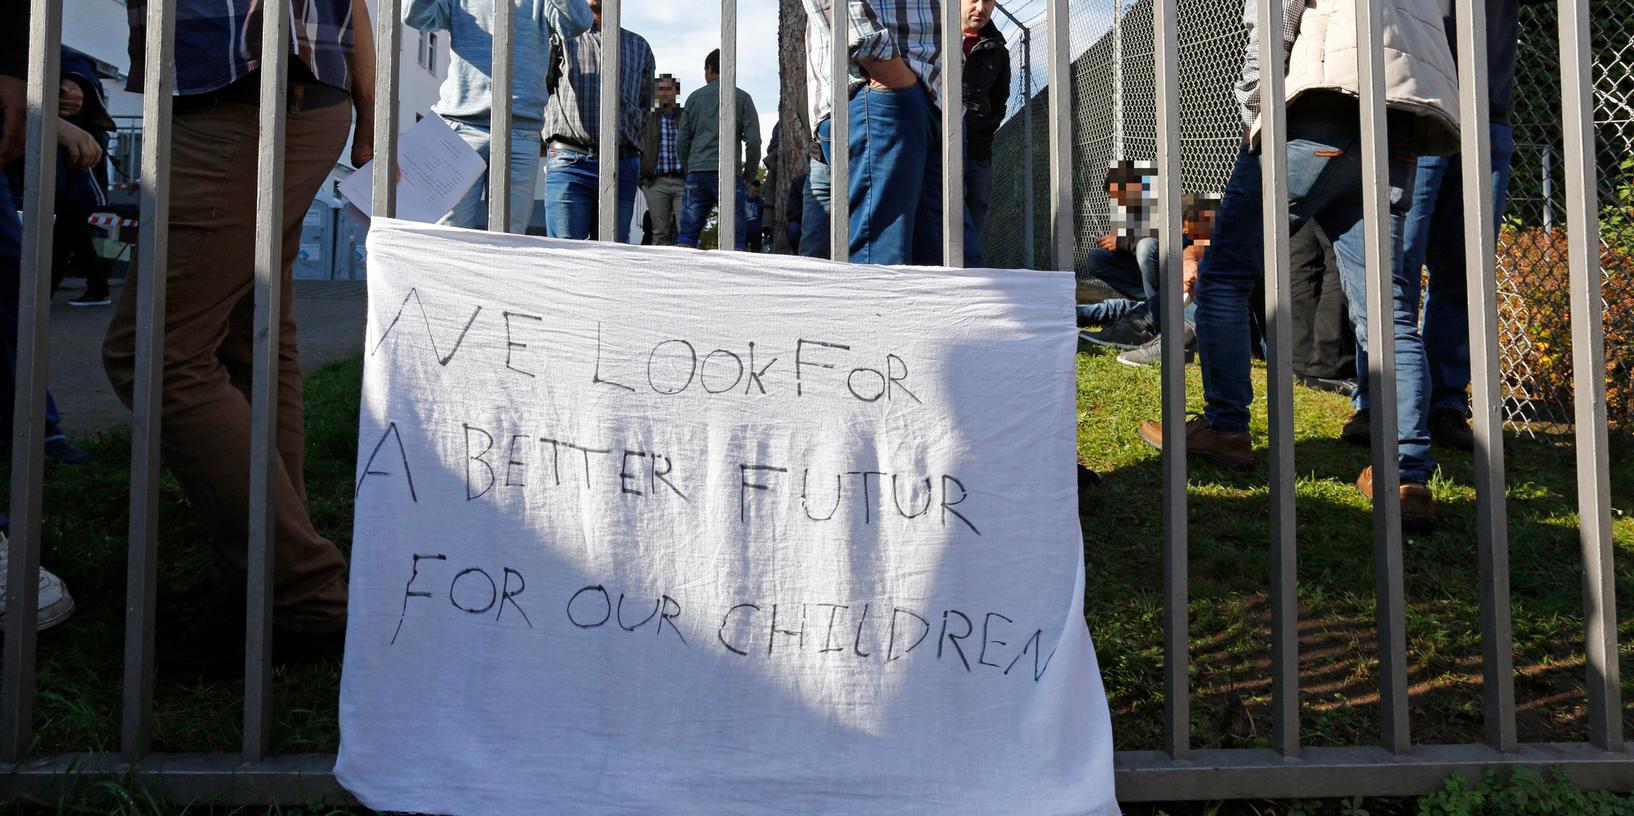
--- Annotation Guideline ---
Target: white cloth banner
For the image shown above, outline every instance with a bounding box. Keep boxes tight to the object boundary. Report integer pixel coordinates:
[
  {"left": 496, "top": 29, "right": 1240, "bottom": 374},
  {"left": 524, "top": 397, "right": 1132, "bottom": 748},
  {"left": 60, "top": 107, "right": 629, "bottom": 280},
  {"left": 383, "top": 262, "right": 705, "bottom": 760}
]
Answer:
[{"left": 336, "top": 219, "right": 1118, "bottom": 815}]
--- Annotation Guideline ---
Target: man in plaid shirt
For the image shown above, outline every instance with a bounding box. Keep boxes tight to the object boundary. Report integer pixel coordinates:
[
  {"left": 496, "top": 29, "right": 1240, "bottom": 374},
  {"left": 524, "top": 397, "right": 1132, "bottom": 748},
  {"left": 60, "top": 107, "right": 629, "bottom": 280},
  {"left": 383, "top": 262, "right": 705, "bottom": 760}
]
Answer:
[
  {"left": 802, "top": 0, "right": 948, "bottom": 265},
  {"left": 639, "top": 74, "right": 685, "bottom": 245}
]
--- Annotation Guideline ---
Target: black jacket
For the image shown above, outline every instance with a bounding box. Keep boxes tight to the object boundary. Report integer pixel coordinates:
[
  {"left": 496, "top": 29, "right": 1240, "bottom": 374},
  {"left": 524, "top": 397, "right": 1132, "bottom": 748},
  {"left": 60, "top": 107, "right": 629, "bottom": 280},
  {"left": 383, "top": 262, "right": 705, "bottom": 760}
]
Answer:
[{"left": 963, "top": 22, "right": 1010, "bottom": 162}]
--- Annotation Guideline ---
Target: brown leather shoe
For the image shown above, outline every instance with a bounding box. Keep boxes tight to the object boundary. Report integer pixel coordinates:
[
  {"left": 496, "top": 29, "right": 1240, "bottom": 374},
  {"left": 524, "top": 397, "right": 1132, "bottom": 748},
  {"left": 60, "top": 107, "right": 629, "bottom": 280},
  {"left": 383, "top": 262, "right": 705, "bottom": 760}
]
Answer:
[
  {"left": 1427, "top": 408, "right": 1475, "bottom": 451},
  {"left": 1356, "top": 466, "right": 1435, "bottom": 533},
  {"left": 1138, "top": 415, "right": 1254, "bottom": 470},
  {"left": 1341, "top": 409, "right": 1371, "bottom": 447}
]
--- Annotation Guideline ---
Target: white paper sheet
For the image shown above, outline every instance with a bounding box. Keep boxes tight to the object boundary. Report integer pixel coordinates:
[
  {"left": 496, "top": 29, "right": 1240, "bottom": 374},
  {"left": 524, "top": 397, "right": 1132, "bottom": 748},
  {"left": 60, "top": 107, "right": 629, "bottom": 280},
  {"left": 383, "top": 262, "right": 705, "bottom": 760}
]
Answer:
[
  {"left": 338, "top": 114, "right": 486, "bottom": 224},
  {"left": 336, "top": 220, "right": 1119, "bottom": 816}
]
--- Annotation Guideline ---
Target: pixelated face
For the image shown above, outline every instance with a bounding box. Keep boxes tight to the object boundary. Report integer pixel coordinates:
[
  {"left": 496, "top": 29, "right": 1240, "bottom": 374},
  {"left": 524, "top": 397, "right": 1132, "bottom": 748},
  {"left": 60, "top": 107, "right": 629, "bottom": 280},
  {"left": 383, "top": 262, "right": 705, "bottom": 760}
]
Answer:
[
  {"left": 1184, "top": 195, "right": 1221, "bottom": 243},
  {"left": 963, "top": 0, "right": 996, "bottom": 31},
  {"left": 657, "top": 77, "right": 679, "bottom": 106}
]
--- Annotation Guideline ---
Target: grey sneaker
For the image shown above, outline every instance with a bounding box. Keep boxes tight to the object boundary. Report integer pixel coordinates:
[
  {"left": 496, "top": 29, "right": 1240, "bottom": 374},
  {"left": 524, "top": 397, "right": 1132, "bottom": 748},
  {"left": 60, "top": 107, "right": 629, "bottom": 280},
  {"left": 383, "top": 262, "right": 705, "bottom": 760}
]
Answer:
[
  {"left": 0, "top": 533, "right": 76, "bottom": 631},
  {"left": 1081, "top": 315, "right": 1157, "bottom": 350},
  {"left": 1117, "top": 328, "right": 1195, "bottom": 368}
]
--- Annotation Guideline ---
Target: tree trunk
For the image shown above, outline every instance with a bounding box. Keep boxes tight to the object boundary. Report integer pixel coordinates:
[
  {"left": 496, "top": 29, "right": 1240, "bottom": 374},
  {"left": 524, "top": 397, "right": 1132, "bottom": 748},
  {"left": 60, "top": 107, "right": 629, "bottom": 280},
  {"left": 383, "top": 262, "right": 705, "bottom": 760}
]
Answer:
[{"left": 772, "top": 0, "right": 809, "bottom": 253}]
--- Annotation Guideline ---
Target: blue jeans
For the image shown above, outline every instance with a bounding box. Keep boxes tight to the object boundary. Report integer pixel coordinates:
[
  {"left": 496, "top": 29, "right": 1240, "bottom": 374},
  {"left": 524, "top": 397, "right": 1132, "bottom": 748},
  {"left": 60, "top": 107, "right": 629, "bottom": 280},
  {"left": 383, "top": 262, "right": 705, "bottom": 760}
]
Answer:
[
  {"left": 800, "top": 152, "right": 831, "bottom": 259},
  {"left": 965, "top": 157, "right": 993, "bottom": 267},
  {"left": 441, "top": 120, "right": 542, "bottom": 233},
  {"left": 0, "top": 172, "right": 66, "bottom": 445},
  {"left": 1193, "top": 117, "right": 1433, "bottom": 483},
  {"left": 675, "top": 172, "right": 748, "bottom": 250},
  {"left": 1356, "top": 121, "right": 1515, "bottom": 414},
  {"left": 819, "top": 85, "right": 943, "bottom": 266},
  {"left": 543, "top": 147, "right": 638, "bottom": 243}
]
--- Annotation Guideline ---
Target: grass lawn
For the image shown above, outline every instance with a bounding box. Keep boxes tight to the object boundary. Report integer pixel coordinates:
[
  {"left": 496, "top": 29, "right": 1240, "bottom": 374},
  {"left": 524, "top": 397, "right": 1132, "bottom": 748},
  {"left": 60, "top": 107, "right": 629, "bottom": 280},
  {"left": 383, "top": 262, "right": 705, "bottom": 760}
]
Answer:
[{"left": 2, "top": 346, "right": 1632, "bottom": 796}]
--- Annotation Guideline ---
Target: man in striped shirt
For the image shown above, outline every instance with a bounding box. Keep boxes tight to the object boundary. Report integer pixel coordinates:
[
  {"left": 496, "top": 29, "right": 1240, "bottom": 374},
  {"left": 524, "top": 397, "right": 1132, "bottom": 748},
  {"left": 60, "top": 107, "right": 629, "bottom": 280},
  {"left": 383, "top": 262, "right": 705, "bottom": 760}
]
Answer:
[
  {"left": 802, "top": 0, "right": 948, "bottom": 265},
  {"left": 539, "top": 0, "right": 656, "bottom": 243}
]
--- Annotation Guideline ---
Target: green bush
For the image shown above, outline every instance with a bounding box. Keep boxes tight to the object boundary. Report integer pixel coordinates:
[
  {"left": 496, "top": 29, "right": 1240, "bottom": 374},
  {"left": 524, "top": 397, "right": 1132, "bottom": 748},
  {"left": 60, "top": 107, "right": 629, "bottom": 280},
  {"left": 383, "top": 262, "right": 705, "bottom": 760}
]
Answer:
[{"left": 1418, "top": 768, "right": 1634, "bottom": 816}]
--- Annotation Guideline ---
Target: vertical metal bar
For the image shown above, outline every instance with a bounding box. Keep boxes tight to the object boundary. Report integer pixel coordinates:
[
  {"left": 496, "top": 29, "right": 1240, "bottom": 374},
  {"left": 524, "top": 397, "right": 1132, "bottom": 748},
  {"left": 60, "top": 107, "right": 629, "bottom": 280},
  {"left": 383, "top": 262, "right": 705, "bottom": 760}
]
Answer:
[
  {"left": 1, "top": 0, "right": 62, "bottom": 764},
  {"left": 1541, "top": 145, "right": 1553, "bottom": 229},
  {"left": 488, "top": 0, "right": 516, "bottom": 232},
  {"left": 941, "top": 0, "right": 963, "bottom": 267},
  {"left": 1454, "top": 0, "right": 1515, "bottom": 754},
  {"left": 1558, "top": 0, "right": 1622, "bottom": 752},
  {"left": 1354, "top": 0, "right": 1410, "bottom": 755},
  {"left": 1112, "top": 0, "right": 1123, "bottom": 161},
  {"left": 1153, "top": 0, "right": 1189, "bottom": 761},
  {"left": 1257, "top": 0, "right": 1298, "bottom": 760},
  {"left": 1045, "top": 0, "right": 1071, "bottom": 272},
  {"left": 597, "top": 0, "right": 621, "bottom": 242},
  {"left": 1020, "top": 27, "right": 1035, "bottom": 269},
  {"left": 371, "top": 0, "right": 402, "bottom": 218},
  {"left": 243, "top": 0, "right": 291, "bottom": 762},
  {"left": 828, "top": 0, "right": 849, "bottom": 263},
  {"left": 121, "top": 0, "right": 175, "bottom": 758},
  {"left": 719, "top": 0, "right": 738, "bottom": 251}
]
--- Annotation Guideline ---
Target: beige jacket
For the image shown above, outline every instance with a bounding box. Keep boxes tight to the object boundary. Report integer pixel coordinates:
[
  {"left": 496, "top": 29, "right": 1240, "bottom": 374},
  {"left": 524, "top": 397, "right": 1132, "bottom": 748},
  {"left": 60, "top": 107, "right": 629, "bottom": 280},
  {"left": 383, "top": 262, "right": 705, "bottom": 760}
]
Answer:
[{"left": 1255, "top": 0, "right": 1461, "bottom": 156}]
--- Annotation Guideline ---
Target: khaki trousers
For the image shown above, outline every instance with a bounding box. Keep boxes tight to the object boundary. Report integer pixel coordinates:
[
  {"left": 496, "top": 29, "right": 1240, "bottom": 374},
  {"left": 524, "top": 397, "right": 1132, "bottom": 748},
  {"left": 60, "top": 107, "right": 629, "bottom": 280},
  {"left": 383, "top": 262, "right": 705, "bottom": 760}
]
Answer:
[
  {"left": 103, "top": 93, "right": 352, "bottom": 632},
  {"left": 641, "top": 175, "right": 685, "bottom": 245}
]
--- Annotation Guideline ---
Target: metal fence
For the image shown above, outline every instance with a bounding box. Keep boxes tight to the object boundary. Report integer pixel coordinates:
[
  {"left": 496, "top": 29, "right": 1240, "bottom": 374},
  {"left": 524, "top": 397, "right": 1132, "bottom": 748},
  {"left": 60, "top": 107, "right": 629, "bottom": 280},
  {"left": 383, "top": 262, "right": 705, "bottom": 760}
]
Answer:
[
  {"left": 986, "top": 0, "right": 1634, "bottom": 433},
  {"left": 2, "top": 0, "right": 1630, "bottom": 806}
]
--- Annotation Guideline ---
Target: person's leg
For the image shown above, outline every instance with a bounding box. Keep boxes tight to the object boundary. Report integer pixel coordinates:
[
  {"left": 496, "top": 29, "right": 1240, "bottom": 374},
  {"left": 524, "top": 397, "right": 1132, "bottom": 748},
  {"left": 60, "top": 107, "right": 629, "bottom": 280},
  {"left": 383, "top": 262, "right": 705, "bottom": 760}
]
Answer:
[
  {"left": 675, "top": 172, "right": 718, "bottom": 248},
  {"left": 1080, "top": 248, "right": 1145, "bottom": 300},
  {"left": 909, "top": 129, "right": 944, "bottom": 266},
  {"left": 1355, "top": 150, "right": 1447, "bottom": 411},
  {"left": 543, "top": 147, "right": 596, "bottom": 240},
  {"left": 647, "top": 176, "right": 682, "bottom": 245},
  {"left": 1288, "top": 222, "right": 1326, "bottom": 378},
  {"left": 440, "top": 120, "right": 494, "bottom": 230},
  {"left": 1312, "top": 147, "right": 1435, "bottom": 485},
  {"left": 835, "top": 84, "right": 934, "bottom": 265},
  {"left": 964, "top": 157, "right": 993, "bottom": 267},
  {"left": 503, "top": 129, "right": 543, "bottom": 234},
  {"left": 103, "top": 97, "right": 351, "bottom": 632},
  {"left": 732, "top": 176, "right": 750, "bottom": 251},
  {"left": 799, "top": 155, "right": 831, "bottom": 258},
  {"left": 1309, "top": 224, "right": 1357, "bottom": 380},
  {"left": 1076, "top": 297, "right": 1147, "bottom": 327},
  {"left": 614, "top": 154, "right": 640, "bottom": 244},
  {"left": 1191, "top": 145, "right": 1269, "bottom": 434}
]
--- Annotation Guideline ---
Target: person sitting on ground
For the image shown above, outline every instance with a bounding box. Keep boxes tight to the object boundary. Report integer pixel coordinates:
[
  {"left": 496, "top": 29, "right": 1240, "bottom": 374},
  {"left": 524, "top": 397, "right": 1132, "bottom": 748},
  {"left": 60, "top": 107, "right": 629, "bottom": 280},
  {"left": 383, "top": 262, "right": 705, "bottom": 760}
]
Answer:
[
  {"left": 1076, "top": 160, "right": 1159, "bottom": 347},
  {"left": 1109, "top": 194, "right": 1220, "bottom": 368}
]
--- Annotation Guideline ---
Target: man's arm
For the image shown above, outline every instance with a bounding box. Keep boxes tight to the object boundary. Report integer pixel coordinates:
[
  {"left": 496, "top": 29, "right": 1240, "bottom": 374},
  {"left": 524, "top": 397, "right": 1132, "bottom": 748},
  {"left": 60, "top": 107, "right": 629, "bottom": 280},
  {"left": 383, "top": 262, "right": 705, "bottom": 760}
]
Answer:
[
  {"left": 349, "top": 0, "right": 378, "bottom": 167},
  {"left": 402, "top": 0, "right": 451, "bottom": 33},
  {"left": 544, "top": 0, "right": 592, "bottom": 40},
  {"left": 741, "top": 92, "right": 760, "bottom": 178},
  {"left": 676, "top": 99, "right": 694, "bottom": 170}
]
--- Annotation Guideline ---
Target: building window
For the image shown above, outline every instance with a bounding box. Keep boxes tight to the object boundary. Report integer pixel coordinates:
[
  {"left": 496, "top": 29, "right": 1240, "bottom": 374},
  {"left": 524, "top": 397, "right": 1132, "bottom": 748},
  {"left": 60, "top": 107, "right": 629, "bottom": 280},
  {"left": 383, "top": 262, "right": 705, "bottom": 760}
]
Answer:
[{"left": 418, "top": 30, "right": 439, "bottom": 73}]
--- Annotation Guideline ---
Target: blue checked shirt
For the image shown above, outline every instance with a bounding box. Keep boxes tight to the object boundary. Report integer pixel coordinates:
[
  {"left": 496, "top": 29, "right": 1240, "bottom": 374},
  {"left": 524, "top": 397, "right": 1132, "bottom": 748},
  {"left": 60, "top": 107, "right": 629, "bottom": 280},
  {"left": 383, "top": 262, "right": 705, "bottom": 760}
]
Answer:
[
  {"left": 801, "top": 0, "right": 945, "bottom": 137},
  {"left": 539, "top": 24, "right": 656, "bottom": 151},
  {"left": 126, "top": 0, "right": 356, "bottom": 94},
  {"left": 655, "top": 109, "right": 682, "bottom": 174}
]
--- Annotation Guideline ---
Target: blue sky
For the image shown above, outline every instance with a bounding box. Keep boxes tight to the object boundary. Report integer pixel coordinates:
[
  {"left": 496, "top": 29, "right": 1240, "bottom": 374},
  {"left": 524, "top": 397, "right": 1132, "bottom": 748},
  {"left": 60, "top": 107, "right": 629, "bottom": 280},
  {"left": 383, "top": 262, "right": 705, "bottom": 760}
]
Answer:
[{"left": 620, "top": 2, "right": 786, "bottom": 145}]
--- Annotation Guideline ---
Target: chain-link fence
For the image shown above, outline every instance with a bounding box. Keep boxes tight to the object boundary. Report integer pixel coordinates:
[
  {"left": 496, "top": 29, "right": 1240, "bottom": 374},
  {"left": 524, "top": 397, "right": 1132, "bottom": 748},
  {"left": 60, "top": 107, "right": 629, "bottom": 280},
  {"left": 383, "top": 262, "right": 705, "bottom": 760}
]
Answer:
[{"left": 985, "top": 0, "right": 1634, "bottom": 432}]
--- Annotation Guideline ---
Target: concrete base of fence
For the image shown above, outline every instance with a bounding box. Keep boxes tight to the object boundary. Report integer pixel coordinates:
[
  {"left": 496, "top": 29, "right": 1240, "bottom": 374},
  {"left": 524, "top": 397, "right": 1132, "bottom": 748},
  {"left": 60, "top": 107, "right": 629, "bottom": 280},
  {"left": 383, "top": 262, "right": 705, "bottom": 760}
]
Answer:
[{"left": 3, "top": 743, "right": 1629, "bottom": 805}]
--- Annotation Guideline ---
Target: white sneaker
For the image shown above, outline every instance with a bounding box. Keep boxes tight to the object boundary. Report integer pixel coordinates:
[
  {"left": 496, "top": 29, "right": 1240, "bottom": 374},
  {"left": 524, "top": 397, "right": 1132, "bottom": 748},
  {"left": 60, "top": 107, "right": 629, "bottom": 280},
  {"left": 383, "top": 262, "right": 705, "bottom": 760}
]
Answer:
[{"left": 0, "top": 533, "right": 76, "bottom": 632}]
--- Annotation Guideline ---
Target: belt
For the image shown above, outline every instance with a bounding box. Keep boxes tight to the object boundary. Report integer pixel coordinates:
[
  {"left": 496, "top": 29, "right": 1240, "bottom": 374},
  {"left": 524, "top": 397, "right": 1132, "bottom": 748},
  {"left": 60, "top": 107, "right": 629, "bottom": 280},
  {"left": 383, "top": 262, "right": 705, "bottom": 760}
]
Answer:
[
  {"left": 175, "top": 68, "right": 348, "bottom": 115},
  {"left": 547, "top": 138, "right": 641, "bottom": 160}
]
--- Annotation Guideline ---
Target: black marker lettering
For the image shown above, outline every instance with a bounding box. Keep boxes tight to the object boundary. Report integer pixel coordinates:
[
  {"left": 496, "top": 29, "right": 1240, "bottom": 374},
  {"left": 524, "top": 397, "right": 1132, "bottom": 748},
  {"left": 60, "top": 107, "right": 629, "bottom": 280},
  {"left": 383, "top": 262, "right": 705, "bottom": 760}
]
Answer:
[
  {"left": 768, "top": 603, "right": 807, "bottom": 654},
  {"left": 891, "top": 475, "right": 932, "bottom": 519},
  {"left": 739, "top": 464, "right": 787, "bottom": 522},
  {"left": 885, "top": 608, "right": 931, "bottom": 663},
  {"left": 719, "top": 603, "right": 759, "bottom": 655},
  {"left": 852, "top": 602, "right": 873, "bottom": 658},
  {"left": 647, "top": 339, "right": 698, "bottom": 395},
  {"left": 651, "top": 453, "right": 689, "bottom": 500},
  {"left": 744, "top": 342, "right": 777, "bottom": 395},
  {"left": 501, "top": 311, "right": 542, "bottom": 378},
  {"left": 504, "top": 434, "right": 528, "bottom": 487},
  {"left": 940, "top": 475, "right": 981, "bottom": 535},
  {"left": 369, "top": 288, "right": 481, "bottom": 366},
  {"left": 701, "top": 349, "right": 745, "bottom": 394},
  {"left": 978, "top": 612, "right": 1014, "bottom": 669},
  {"left": 886, "top": 354, "right": 922, "bottom": 403},
  {"left": 566, "top": 585, "right": 612, "bottom": 628},
  {"left": 497, "top": 567, "right": 532, "bottom": 627},
  {"left": 816, "top": 603, "right": 849, "bottom": 653},
  {"left": 593, "top": 322, "right": 635, "bottom": 392},
  {"left": 794, "top": 339, "right": 849, "bottom": 396},
  {"left": 846, "top": 367, "right": 886, "bottom": 402},
  {"left": 450, "top": 568, "right": 497, "bottom": 615},
  {"left": 356, "top": 422, "right": 418, "bottom": 502},
  {"left": 938, "top": 610, "right": 974, "bottom": 671},
  {"left": 1004, "top": 628, "right": 1059, "bottom": 682},
  {"left": 620, "top": 450, "right": 647, "bottom": 496},
  {"left": 801, "top": 469, "right": 843, "bottom": 521},
  {"left": 657, "top": 595, "right": 689, "bottom": 647},
  {"left": 850, "top": 471, "right": 884, "bottom": 524},
  {"left": 616, "top": 593, "right": 659, "bottom": 631},
  {"left": 464, "top": 424, "right": 496, "bottom": 500},
  {"left": 391, "top": 552, "right": 446, "bottom": 645}
]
